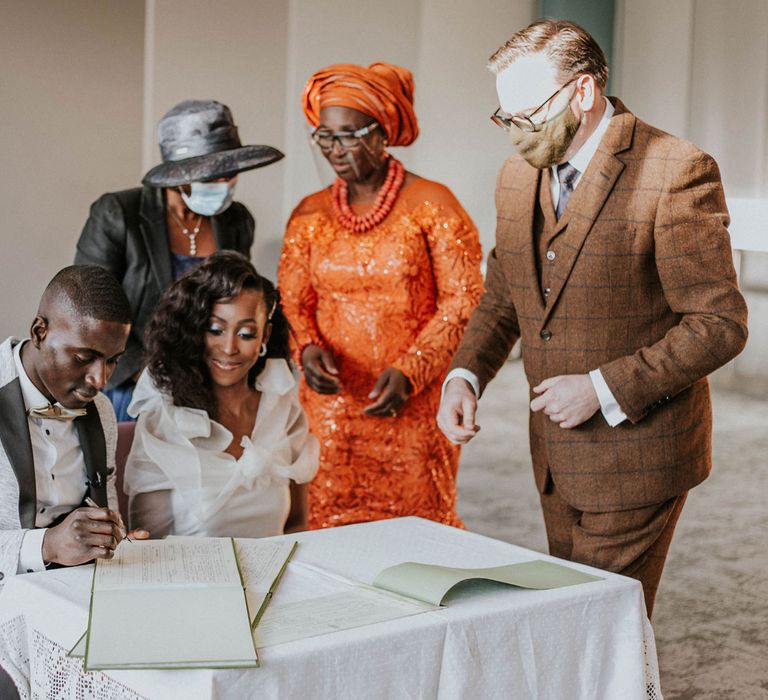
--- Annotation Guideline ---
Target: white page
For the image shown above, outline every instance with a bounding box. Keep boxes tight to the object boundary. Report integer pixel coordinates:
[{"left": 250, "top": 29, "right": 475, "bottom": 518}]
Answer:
[
  {"left": 95, "top": 539, "right": 241, "bottom": 589},
  {"left": 86, "top": 538, "right": 257, "bottom": 669},
  {"left": 235, "top": 539, "right": 296, "bottom": 593},
  {"left": 253, "top": 586, "right": 434, "bottom": 648},
  {"left": 167, "top": 537, "right": 297, "bottom": 626},
  {"left": 87, "top": 587, "right": 257, "bottom": 669}
]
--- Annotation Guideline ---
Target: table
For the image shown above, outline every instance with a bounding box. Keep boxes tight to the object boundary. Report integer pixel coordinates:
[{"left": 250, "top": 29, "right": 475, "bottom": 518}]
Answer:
[{"left": 0, "top": 517, "right": 661, "bottom": 699}]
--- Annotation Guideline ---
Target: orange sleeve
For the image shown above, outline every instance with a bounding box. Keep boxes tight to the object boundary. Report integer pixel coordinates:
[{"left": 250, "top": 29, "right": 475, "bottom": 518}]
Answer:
[
  {"left": 392, "top": 187, "right": 484, "bottom": 395},
  {"left": 278, "top": 208, "right": 325, "bottom": 364}
]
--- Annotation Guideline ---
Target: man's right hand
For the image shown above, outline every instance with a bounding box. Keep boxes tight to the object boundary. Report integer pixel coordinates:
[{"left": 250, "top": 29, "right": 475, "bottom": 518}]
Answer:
[
  {"left": 437, "top": 377, "right": 481, "bottom": 444},
  {"left": 301, "top": 344, "right": 341, "bottom": 394},
  {"left": 41, "top": 506, "right": 124, "bottom": 567}
]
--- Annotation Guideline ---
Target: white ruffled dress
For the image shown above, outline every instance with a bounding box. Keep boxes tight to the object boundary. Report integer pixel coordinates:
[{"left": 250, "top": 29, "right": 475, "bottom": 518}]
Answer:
[{"left": 123, "top": 359, "right": 319, "bottom": 538}]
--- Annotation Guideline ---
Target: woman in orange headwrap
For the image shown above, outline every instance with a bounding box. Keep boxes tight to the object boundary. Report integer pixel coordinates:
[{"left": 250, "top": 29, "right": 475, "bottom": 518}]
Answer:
[{"left": 279, "top": 62, "right": 483, "bottom": 529}]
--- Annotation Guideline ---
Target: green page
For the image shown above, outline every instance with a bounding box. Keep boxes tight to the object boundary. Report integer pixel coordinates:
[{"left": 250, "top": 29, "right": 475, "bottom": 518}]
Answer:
[
  {"left": 82, "top": 538, "right": 258, "bottom": 671},
  {"left": 373, "top": 559, "right": 602, "bottom": 606}
]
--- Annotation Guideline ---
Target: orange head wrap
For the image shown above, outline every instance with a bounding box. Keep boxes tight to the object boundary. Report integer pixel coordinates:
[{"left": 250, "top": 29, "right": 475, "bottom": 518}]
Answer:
[{"left": 302, "top": 62, "right": 419, "bottom": 147}]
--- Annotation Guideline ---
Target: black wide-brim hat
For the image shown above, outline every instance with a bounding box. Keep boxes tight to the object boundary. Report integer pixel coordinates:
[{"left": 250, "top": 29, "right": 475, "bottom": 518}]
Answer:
[{"left": 142, "top": 99, "right": 284, "bottom": 187}]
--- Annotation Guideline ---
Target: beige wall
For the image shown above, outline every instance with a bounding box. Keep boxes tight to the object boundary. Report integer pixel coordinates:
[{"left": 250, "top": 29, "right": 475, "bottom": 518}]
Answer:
[
  {"left": 279, "top": 0, "right": 423, "bottom": 273},
  {"left": 147, "top": 0, "right": 537, "bottom": 275},
  {"left": 614, "top": 0, "right": 768, "bottom": 390},
  {"left": 408, "top": 0, "right": 534, "bottom": 253},
  {"left": 612, "top": 0, "right": 694, "bottom": 137},
  {"left": 5, "top": 0, "right": 762, "bottom": 385},
  {"left": 147, "top": 0, "right": 290, "bottom": 275},
  {"left": 0, "top": 0, "right": 535, "bottom": 339},
  {"left": 0, "top": 1, "right": 145, "bottom": 335},
  {"left": 281, "top": 0, "right": 536, "bottom": 270}
]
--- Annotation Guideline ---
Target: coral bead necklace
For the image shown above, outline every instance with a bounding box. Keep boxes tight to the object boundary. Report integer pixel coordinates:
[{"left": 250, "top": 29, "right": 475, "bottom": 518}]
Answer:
[{"left": 332, "top": 157, "right": 405, "bottom": 233}]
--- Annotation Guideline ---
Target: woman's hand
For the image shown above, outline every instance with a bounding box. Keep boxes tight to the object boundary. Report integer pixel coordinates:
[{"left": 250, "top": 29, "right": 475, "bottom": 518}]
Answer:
[
  {"left": 363, "top": 368, "right": 411, "bottom": 417},
  {"left": 302, "top": 345, "right": 341, "bottom": 394}
]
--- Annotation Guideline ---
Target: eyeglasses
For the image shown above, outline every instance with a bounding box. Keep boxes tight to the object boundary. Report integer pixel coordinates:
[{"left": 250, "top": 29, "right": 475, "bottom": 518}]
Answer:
[
  {"left": 491, "top": 77, "right": 579, "bottom": 133},
  {"left": 310, "top": 122, "right": 379, "bottom": 151}
]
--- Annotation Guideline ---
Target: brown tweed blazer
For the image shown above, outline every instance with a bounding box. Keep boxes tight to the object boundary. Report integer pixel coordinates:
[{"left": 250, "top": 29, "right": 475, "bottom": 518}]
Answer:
[{"left": 451, "top": 98, "right": 748, "bottom": 512}]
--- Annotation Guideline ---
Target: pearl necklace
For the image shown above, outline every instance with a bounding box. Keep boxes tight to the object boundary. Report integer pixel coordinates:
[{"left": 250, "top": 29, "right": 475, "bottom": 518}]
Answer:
[
  {"left": 332, "top": 157, "right": 405, "bottom": 233},
  {"left": 170, "top": 210, "right": 203, "bottom": 255}
]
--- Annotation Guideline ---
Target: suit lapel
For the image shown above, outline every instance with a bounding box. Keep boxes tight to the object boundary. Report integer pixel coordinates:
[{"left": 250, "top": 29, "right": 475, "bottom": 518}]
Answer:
[
  {"left": 0, "top": 378, "right": 37, "bottom": 528},
  {"left": 541, "top": 100, "right": 635, "bottom": 326},
  {"left": 75, "top": 401, "right": 108, "bottom": 507},
  {"left": 501, "top": 163, "right": 546, "bottom": 315},
  {"left": 139, "top": 186, "right": 174, "bottom": 292}
]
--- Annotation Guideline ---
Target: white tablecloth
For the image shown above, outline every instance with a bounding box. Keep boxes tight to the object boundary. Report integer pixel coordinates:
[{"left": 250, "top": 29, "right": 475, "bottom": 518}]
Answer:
[{"left": 0, "top": 517, "right": 661, "bottom": 699}]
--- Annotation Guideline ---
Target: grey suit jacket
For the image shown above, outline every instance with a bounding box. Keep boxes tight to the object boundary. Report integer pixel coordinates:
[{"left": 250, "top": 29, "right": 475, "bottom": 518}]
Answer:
[
  {"left": 0, "top": 338, "right": 118, "bottom": 583},
  {"left": 74, "top": 186, "right": 255, "bottom": 388}
]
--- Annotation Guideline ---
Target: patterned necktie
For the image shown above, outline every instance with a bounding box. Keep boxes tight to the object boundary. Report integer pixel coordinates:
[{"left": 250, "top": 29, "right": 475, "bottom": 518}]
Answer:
[
  {"left": 555, "top": 162, "right": 580, "bottom": 219},
  {"left": 27, "top": 404, "right": 87, "bottom": 421}
]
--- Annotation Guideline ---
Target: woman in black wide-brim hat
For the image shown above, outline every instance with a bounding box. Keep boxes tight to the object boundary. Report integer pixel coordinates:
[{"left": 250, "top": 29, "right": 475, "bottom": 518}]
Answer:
[{"left": 75, "top": 100, "right": 283, "bottom": 420}]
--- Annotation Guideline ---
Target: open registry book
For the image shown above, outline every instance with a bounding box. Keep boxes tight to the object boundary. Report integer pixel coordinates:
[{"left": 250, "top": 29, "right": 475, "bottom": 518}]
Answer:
[
  {"left": 254, "top": 557, "right": 602, "bottom": 648},
  {"left": 77, "top": 537, "right": 294, "bottom": 671}
]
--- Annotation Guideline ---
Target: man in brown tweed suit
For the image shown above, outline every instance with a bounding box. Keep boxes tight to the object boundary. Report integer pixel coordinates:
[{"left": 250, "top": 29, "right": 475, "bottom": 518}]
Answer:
[{"left": 438, "top": 20, "right": 748, "bottom": 616}]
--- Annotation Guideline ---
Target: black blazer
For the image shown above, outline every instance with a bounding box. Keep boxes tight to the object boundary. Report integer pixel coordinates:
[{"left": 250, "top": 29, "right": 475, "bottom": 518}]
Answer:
[{"left": 75, "top": 186, "right": 254, "bottom": 388}]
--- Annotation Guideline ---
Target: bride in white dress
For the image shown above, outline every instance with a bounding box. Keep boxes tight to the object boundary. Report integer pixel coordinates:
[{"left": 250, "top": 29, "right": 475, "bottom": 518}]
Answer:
[{"left": 123, "top": 251, "right": 318, "bottom": 538}]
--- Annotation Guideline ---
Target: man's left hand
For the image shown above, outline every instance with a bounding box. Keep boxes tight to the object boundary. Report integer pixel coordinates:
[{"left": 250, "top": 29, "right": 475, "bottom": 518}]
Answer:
[{"left": 530, "top": 374, "right": 600, "bottom": 429}]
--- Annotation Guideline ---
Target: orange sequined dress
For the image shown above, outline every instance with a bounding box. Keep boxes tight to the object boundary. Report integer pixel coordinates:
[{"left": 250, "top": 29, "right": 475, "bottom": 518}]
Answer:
[{"left": 279, "top": 177, "right": 483, "bottom": 529}]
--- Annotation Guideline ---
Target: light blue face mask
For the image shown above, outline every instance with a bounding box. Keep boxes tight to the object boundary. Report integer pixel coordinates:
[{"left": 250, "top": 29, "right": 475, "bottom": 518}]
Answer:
[{"left": 181, "top": 180, "right": 236, "bottom": 216}]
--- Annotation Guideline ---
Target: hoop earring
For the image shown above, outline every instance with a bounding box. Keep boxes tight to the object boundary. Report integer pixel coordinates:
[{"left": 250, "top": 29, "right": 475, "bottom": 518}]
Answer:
[{"left": 259, "top": 343, "right": 267, "bottom": 357}]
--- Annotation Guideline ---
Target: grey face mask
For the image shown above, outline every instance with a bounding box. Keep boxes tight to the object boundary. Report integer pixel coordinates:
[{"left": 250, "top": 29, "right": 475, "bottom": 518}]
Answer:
[{"left": 508, "top": 103, "right": 581, "bottom": 170}]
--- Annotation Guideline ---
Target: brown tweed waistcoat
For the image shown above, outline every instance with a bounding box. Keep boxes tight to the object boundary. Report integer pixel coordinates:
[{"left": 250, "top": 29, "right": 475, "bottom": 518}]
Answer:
[{"left": 450, "top": 98, "right": 748, "bottom": 512}]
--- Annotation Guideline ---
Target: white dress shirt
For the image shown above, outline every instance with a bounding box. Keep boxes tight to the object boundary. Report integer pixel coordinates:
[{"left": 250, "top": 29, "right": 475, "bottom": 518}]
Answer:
[
  {"left": 13, "top": 341, "right": 89, "bottom": 573},
  {"left": 446, "top": 98, "right": 627, "bottom": 427},
  {"left": 124, "top": 359, "right": 319, "bottom": 538}
]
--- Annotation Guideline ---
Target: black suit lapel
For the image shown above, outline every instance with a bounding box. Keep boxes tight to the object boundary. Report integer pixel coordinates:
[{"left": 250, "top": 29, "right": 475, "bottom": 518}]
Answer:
[
  {"left": 75, "top": 402, "right": 108, "bottom": 507},
  {"left": 0, "top": 378, "right": 37, "bottom": 528},
  {"left": 139, "top": 185, "right": 174, "bottom": 292}
]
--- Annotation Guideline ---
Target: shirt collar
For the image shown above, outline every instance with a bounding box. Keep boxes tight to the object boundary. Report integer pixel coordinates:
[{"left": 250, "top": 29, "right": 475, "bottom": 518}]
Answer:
[
  {"left": 13, "top": 340, "right": 54, "bottom": 412},
  {"left": 566, "top": 97, "right": 614, "bottom": 175}
]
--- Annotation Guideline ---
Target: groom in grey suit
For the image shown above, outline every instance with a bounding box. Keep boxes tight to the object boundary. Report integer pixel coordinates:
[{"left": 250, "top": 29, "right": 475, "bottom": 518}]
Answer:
[
  {"left": 0, "top": 265, "right": 140, "bottom": 580},
  {"left": 0, "top": 265, "right": 143, "bottom": 696}
]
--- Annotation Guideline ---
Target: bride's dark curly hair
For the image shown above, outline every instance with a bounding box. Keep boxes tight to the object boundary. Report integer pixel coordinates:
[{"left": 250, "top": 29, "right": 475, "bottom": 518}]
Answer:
[{"left": 143, "top": 250, "right": 289, "bottom": 413}]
